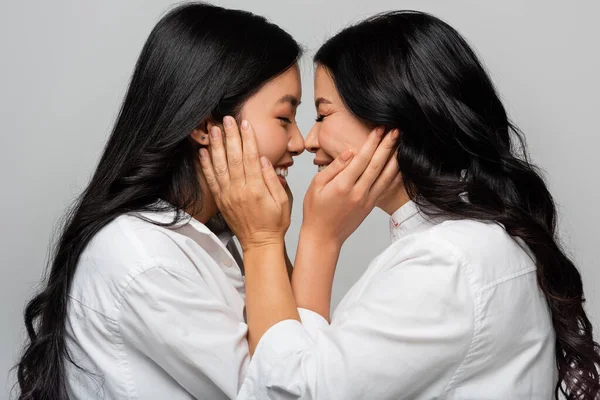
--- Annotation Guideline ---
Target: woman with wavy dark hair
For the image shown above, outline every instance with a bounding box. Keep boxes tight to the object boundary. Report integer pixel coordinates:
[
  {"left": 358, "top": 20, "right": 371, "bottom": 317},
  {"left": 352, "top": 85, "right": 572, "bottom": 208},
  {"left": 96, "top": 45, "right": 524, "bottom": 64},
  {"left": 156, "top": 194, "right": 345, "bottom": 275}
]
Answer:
[
  {"left": 15, "top": 3, "right": 304, "bottom": 399},
  {"left": 200, "top": 10, "right": 600, "bottom": 400}
]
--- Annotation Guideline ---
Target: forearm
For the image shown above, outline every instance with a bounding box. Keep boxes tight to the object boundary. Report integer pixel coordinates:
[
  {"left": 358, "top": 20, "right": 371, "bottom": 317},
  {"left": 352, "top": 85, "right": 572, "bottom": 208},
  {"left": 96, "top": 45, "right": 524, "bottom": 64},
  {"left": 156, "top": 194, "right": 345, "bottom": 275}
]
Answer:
[
  {"left": 243, "top": 242, "right": 300, "bottom": 354},
  {"left": 292, "top": 228, "right": 341, "bottom": 322}
]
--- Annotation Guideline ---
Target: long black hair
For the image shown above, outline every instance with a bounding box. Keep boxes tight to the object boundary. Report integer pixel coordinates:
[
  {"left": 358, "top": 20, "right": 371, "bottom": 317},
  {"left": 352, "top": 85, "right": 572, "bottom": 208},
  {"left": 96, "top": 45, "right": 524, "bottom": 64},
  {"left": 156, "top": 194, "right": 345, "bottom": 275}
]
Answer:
[
  {"left": 315, "top": 10, "right": 599, "bottom": 399},
  {"left": 16, "top": 3, "right": 301, "bottom": 399}
]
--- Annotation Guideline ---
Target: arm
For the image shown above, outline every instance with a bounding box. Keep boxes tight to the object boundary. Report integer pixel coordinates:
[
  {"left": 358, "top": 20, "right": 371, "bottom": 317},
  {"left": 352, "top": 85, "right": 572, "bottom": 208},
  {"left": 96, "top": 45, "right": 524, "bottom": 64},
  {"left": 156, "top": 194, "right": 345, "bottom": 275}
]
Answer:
[
  {"left": 198, "top": 119, "right": 398, "bottom": 358},
  {"left": 291, "top": 129, "right": 400, "bottom": 322},
  {"left": 240, "top": 236, "right": 475, "bottom": 400},
  {"left": 243, "top": 242, "right": 299, "bottom": 354},
  {"left": 199, "top": 119, "right": 300, "bottom": 354},
  {"left": 291, "top": 229, "right": 341, "bottom": 321}
]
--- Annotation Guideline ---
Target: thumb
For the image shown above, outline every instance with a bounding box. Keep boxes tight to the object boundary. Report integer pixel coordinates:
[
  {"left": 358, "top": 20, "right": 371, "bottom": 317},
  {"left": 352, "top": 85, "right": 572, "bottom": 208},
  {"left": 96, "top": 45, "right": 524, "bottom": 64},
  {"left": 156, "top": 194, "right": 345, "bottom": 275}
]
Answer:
[
  {"left": 261, "top": 157, "right": 288, "bottom": 205},
  {"left": 315, "top": 149, "right": 354, "bottom": 186}
]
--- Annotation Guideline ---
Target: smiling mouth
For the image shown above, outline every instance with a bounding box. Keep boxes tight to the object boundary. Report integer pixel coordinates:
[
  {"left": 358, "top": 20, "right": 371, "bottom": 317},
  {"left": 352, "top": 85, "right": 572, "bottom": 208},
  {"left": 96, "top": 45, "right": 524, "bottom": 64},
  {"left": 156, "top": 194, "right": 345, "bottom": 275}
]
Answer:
[
  {"left": 275, "top": 167, "right": 288, "bottom": 187},
  {"left": 317, "top": 165, "right": 329, "bottom": 172},
  {"left": 275, "top": 167, "right": 288, "bottom": 178}
]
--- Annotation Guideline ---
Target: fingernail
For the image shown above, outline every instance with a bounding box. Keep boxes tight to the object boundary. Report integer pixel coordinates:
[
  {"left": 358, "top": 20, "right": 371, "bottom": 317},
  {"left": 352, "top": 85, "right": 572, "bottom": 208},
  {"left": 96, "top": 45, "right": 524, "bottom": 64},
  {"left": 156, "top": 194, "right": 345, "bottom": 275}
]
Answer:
[
  {"left": 261, "top": 157, "right": 271, "bottom": 169},
  {"left": 391, "top": 129, "right": 399, "bottom": 140},
  {"left": 241, "top": 120, "right": 249, "bottom": 131},
  {"left": 210, "top": 126, "right": 220, "bottom": 139},
  {"left": 224, "top": 116, "right": 234, "bottom": 128},
  {"left": 371, "top": 128, "right": 383, "bottom": 137},
  {"left": 199, "top": 148, "right": 207, "bottom": 159},
  {"left": 341, "top": 149, "right": 353, "bottom": 161}
]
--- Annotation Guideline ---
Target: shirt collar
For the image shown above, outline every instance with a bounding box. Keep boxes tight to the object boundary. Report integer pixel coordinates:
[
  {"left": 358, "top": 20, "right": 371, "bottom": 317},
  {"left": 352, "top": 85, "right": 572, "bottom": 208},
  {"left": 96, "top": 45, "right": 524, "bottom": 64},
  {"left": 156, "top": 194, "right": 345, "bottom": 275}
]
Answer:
[{"left": 389, "top": 200, "right": 428, "bottom": 242}]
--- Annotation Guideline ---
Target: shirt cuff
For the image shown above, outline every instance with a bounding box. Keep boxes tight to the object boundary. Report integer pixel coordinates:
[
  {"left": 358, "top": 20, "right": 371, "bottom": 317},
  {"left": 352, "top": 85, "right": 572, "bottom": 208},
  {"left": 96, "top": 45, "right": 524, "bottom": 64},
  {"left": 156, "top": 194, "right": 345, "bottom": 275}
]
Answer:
[{"left": 298, "top": 308, "right": 329, "bottom": 339}]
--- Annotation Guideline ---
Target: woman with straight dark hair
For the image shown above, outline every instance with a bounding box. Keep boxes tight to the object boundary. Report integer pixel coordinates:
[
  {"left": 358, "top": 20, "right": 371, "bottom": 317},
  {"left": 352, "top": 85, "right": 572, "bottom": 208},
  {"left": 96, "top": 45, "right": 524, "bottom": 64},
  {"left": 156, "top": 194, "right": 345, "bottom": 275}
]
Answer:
[
  {"left": 15, "top": 3, "right": 304, "bottom": 399},
  {"left": 200, "top": 10, "right": 600, "bottom": 400}
]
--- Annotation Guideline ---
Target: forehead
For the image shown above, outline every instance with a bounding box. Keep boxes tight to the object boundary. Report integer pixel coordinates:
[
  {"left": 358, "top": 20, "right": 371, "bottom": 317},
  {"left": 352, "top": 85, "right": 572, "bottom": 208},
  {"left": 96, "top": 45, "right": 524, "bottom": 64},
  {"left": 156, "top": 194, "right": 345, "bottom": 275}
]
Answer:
[
  {"left": 255, "top": 64, "right": 302, "bottom": 102},
  {"left": 314, "top": 65, "right": 339, "bottom": 101}
]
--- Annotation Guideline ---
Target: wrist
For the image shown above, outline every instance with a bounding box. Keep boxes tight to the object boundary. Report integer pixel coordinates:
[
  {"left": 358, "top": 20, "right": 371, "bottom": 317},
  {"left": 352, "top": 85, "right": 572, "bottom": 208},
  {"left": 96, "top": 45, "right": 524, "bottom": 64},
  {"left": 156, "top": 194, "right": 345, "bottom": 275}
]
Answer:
[
  {"left": 298, "top": 227, "right": 342, "bottom": 253},
  {"left": 242, "top": 239, "right": 285, "bottom": 255}
]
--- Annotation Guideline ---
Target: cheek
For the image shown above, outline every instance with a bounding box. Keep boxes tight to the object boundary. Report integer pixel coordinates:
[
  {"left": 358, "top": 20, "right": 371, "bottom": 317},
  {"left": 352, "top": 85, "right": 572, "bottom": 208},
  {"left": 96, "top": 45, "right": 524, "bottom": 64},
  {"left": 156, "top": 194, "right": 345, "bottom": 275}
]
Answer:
[
  {"left": 250, "top": 119, "right": 288, "bottom": 163},
  {"left": 318, "top": 126, "right": 346, "bottom": 158},
  {"left": 320, "top": 115, "right": 370, "bottom": 156}
]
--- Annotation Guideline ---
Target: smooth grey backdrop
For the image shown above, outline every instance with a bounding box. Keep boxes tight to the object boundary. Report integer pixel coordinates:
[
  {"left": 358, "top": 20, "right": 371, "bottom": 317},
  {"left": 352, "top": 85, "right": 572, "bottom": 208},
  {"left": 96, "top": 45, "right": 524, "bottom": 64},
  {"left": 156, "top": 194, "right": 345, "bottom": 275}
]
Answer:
[{"left": 1, "top": 0, "right": 599, "bottom": 398}]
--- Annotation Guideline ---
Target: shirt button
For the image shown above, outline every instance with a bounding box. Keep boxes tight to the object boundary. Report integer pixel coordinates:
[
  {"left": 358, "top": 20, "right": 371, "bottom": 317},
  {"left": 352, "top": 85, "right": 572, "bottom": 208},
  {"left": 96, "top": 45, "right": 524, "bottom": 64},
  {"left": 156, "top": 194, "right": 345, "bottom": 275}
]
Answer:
[{"left": 223, "top": 258, "right": 234, "bottom": 268}]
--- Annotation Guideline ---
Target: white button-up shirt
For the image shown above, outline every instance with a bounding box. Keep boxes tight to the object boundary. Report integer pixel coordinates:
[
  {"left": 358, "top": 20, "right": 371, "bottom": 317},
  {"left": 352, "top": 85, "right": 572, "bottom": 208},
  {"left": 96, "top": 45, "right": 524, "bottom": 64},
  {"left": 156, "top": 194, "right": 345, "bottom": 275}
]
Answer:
[
  {"left": 65, "top": 206, "right": 249, "bottom": 399},
  {"left": 240, "top": 200, "right": 557, "bottom": 399}
]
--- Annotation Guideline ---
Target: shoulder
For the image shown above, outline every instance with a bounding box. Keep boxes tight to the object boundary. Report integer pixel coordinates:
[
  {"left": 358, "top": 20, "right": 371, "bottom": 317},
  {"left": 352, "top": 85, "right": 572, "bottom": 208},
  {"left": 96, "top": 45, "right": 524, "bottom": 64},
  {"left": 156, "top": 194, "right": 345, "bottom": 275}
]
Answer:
[
  {"left": 70, "top": 214, "right": 208, "bottom": 315},
  {"left": 380, "top": 223, "right": 466, "bottom": 270},
  {"left": 81, "top": 213, "right": 203, "bottom": 271},
  {"left": 389, "top": 218, "right": 531, "bottom": 263},
  {"left": 383, "top": 217, "right": 536, "bottom": 290},
  {"left": 431, "top": 218, "right": 535, "bottom": 274}
]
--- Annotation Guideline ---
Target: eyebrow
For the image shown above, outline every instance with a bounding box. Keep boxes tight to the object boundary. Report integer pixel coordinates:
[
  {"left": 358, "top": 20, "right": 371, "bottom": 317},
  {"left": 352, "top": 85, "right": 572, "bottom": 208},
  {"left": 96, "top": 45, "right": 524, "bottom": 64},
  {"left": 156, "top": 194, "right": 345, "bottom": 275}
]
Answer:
[
  {"left": 315, "top": 97, "right": 332, "bottom": 108},
  {"left": 277, "top": 94, "right": 301, "bottom": 107}
]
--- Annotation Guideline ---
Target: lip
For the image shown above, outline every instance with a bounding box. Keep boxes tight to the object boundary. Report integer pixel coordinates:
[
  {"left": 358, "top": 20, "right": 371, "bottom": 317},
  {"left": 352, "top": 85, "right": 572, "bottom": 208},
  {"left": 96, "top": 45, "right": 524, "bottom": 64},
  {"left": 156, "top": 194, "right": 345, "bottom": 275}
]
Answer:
[
  {"left": 313, "top": 159, "right": 332, "bottom": 166},
  {"left": 275, "top": 161, "right": 294, "bottom": 168}
]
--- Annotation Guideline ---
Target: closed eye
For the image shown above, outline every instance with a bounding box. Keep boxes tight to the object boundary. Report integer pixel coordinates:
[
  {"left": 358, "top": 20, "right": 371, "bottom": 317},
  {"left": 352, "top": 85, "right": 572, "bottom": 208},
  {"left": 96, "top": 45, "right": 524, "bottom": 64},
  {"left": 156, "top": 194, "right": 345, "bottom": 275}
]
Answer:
[
  {"left": 315, "top": 114, "right": 325, "bottom": 122},
  {"left": 278, "top": 117, "right": 292, "bottom": 124}
]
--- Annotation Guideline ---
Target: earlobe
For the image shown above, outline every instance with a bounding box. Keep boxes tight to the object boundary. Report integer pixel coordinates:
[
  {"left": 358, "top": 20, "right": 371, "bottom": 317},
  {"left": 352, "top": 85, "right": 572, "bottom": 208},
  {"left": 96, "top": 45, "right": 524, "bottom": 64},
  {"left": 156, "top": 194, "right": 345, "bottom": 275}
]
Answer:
[{"left": 190, "top": 119, "right": 212, "bottom": 146}]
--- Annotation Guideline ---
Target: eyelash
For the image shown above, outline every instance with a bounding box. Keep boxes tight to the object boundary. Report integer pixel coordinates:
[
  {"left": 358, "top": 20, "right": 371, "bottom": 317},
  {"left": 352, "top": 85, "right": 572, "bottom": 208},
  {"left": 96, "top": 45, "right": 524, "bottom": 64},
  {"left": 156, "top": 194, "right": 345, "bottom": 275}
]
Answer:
[
  {"left": 315, "top": 114, "right": 325, "bottom": 122},
  {"left": 278, "top": 117, "right": 292, "bottom": 124}
]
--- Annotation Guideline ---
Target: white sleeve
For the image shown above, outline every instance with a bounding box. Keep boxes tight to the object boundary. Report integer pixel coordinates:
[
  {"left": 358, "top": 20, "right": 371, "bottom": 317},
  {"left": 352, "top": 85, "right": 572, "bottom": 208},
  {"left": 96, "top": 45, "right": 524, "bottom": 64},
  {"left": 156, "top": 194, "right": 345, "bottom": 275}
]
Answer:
[
  {"left": 119, "top": 266, "right": 249, "bottom": 399},
  {"left": 297, "top": 308, "right": 329, "bottom": 340},
  {"left": 239, "top": 235, "right": 475, "bottom": 400}
]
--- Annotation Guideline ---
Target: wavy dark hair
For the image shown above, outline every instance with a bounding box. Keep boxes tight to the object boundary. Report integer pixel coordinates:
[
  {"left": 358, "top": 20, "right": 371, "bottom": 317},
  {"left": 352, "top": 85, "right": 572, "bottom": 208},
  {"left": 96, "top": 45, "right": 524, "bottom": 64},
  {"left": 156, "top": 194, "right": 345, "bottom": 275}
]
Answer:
[
  {"left": 315, "top": 10, "right": 599, "bottom": 399},
  {"left": 15, "top": 3, "right": 301, "bottom": 399}
]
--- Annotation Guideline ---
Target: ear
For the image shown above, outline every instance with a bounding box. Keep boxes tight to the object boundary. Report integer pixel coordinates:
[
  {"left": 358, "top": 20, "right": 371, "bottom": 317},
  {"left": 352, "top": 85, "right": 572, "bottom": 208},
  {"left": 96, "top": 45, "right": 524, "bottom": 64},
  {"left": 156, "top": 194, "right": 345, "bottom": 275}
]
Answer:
[{"left": 190, "top": 118, "right": 218, "bottom": 146}]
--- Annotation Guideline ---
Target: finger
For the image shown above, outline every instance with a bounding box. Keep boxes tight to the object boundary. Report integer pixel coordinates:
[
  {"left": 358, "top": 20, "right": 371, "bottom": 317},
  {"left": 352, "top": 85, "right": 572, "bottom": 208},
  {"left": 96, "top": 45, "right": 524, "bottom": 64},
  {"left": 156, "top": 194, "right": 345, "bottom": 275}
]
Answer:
[
  {"left": 240, "top": 120, "right": 263, "bottom": 183},
  {"left": 314, "top": 149, "right": 354, "bottom": 186},
  {"left": 223, "top": 116, "right": 245, "bottom": 185},
  {"left": 368, "top": 152, "right": 400, "bottom": 204},
  {"left": 355, "top": 129, "right": 399, "bottom": 193},
  {"left": 199, "top": 148, "right": 221, "bottom": 197},
  {"left": 261, "top": 157, "right": 288, "bottom": 206},
  {"left": 333, "top": 127, "right": 384, "bottom": 187},
  {"left": 208, "top": 126, "right": 230, "bottom": 188}
]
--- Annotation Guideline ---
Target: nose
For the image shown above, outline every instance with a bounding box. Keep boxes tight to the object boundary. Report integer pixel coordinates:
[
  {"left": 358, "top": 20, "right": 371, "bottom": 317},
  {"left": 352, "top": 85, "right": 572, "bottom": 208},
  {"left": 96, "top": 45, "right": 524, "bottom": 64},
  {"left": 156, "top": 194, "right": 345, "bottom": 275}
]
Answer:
[
  {"left": 304, "top": 124, "right": 320, "bottom": 154},
  {"left": 288, "top": 124, "right": 305, "bottom": 156}
]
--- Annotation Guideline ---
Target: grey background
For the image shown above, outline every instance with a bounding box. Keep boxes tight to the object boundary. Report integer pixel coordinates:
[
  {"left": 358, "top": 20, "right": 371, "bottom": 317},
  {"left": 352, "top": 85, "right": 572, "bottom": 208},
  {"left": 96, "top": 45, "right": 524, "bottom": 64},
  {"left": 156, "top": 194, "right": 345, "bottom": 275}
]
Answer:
[{"left": 1, "top": 0, "right": 599, "bottom": 397}]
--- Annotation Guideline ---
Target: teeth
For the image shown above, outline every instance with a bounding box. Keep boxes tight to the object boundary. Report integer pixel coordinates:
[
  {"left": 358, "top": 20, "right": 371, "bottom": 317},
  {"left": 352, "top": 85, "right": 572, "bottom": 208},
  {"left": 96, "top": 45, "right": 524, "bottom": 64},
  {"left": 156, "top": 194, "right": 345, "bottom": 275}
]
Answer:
[
  {"left": 318, "top": 165, "right": 327, "bottom": 172},
  {"left": 275, "top": 167, "right": 288, "bottom": 177}
]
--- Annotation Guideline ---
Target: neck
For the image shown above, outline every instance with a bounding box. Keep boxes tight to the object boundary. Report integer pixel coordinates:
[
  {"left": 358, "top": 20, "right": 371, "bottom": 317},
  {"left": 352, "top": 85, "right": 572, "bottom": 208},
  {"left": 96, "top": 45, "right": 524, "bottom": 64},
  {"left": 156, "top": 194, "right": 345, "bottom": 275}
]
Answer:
[
  {"left": 377, "top": 183, "right": 411, "bottom": 215},
  {"left": 186, "top": 172, "right": 219, "bottom": 224},
  {"left": 190, "top": 202, "right": 218, "bottom": 224}
]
